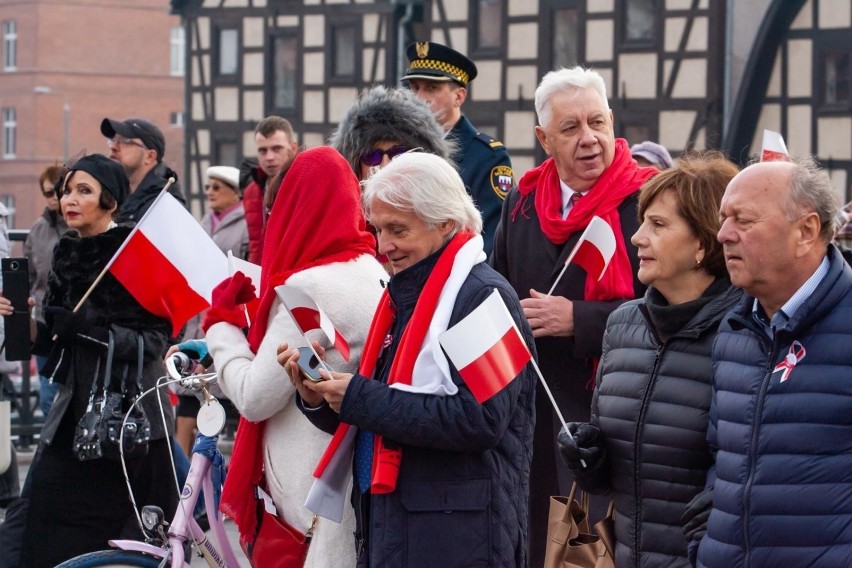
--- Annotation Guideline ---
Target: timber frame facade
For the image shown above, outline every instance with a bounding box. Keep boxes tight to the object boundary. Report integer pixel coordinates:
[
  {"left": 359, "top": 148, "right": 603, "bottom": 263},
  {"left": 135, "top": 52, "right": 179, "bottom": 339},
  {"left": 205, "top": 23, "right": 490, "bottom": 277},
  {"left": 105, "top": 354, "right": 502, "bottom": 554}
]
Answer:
[{"left": 170, "top": 0, "right": 851, "bottom": 214}]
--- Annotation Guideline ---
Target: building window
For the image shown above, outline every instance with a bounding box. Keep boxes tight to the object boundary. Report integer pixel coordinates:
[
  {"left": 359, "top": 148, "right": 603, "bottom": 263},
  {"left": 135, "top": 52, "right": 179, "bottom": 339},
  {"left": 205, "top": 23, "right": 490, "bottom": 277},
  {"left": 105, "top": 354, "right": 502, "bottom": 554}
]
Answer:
[
  {"left": 215, "top": 139, "right": 239, "bottom": 168},
  {"left": 821, "top": 50, "right": 850, "bottom": 109},
  {"left": 170, "top": 111, "right": 185, "bottom": 126},
  {"left": 272, "top": 33, "right": 298, "bottom": 109},
  {"left": 170, "top": 26, "right": 185, "bottom": 77},
  {"left": 475, "top": 0, "right": 503, "bottom": 50},
  {"left": 622, "top": 122, "right": 652, "bottom": 147},
  {"left": 330, "top": 22, "right": 357, "bottom": 79},
  {"left": 217, "top": 27, "right": 239, "bottom": 76},
  {"left": 623, "top": 0, "right": 658, "bottom": 44},
  {"left": 3, "top": 20, "right": 16, "bottom": 71},
  {"left": 2, "top": 107, "right": 16, "bottom": 158},
  {"left": 553, "top": 9, "right": 579, "bottom": 69}
]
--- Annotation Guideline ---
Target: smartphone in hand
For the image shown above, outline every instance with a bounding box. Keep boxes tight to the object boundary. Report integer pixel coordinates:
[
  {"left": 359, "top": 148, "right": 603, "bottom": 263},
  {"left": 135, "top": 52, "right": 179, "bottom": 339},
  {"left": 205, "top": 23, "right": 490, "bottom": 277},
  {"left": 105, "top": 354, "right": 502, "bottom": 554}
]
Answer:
[
  {"left": 296, "top": 346, "right": 325, "bottom": 382},
  {"left": 2, "top": 257, "right": 31, "bottom": 360}
]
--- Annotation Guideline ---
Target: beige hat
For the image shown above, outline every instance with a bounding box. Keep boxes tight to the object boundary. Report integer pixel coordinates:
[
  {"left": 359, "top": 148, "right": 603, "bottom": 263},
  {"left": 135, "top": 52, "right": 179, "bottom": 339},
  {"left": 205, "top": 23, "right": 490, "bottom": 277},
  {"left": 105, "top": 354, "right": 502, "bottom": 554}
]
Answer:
[{"left": 206, "top": 166, "right": 241, "bottom": 192}]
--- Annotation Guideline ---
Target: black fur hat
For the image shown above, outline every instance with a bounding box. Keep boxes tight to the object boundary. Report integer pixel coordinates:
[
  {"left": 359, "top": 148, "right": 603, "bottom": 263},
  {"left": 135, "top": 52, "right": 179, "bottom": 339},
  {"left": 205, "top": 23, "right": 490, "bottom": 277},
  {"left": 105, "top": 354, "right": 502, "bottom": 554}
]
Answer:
[{"left": 329, "top": 86, "right": 455, "bottom": 177}]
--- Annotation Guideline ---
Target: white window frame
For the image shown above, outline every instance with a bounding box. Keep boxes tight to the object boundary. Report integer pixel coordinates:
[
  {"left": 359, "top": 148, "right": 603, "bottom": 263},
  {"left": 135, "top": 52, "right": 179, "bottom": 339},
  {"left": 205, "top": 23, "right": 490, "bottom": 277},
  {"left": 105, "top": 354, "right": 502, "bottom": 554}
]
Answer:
[
  {"left": 2, "top": 107, "right": 16, "bottom": 159},
  {"left": 170, "top": 26, "right": 185, "bottom": 77},
  {"left": 3, "top": 20, "right": 16, "bottom": 71}
]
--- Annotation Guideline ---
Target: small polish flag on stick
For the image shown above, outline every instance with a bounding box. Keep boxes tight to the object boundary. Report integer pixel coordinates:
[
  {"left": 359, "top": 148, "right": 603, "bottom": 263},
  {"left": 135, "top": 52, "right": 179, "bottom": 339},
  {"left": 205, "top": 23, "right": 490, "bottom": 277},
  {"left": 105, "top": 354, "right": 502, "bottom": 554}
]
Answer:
[
  {"left": 104, "top": 187, "right": 228, "bottom": 335},
  {"left": 439, "top": 289, "right": 532, "bottom": 403},
  {"left": 547, "top": 215, "right": 616, "bottom": 295},
  {"left": 761, "top": 129, "right": 790, "bottom": 162},
  {"left": 228, "top": 251, "right": 261, "bottom": 326},
  {"left": 275, "top": 283, "right": 351, "bottom": 362}
]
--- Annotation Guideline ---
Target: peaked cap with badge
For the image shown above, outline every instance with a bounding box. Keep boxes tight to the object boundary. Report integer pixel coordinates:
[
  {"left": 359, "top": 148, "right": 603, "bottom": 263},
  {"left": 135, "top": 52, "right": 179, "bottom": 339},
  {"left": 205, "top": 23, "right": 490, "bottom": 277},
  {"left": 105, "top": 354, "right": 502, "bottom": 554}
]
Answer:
[{"left": 402, "top": 41, "right": 478, "bottom": 88}]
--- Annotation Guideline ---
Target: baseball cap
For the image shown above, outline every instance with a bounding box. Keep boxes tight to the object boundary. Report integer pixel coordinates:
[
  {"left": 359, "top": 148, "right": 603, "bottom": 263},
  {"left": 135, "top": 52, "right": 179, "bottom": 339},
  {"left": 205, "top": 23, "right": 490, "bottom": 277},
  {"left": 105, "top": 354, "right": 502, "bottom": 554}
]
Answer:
[{"left": 100, "top": 118, "right": 165, "bottom": 162}]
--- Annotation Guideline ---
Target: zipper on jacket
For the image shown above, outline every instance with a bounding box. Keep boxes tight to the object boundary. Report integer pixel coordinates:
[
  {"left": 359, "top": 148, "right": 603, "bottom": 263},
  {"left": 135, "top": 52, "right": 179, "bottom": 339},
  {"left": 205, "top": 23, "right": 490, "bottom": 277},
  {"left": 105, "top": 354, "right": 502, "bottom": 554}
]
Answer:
[
  {"left": 356, "top": 490, "right": 367, "bottom": 561},
  {"left": 631, "top": 339, "right": 666, "bottom": 568},
  {"left": 740, "top": 333, "right": 776, "bottom": 568}
]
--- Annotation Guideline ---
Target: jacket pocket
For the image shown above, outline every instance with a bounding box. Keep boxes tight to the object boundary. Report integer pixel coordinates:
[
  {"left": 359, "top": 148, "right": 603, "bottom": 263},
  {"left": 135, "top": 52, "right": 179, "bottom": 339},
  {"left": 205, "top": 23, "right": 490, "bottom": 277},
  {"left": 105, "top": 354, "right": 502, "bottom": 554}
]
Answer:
[{"left": 400, "top": 478, "right": 491, "bottom": 567}]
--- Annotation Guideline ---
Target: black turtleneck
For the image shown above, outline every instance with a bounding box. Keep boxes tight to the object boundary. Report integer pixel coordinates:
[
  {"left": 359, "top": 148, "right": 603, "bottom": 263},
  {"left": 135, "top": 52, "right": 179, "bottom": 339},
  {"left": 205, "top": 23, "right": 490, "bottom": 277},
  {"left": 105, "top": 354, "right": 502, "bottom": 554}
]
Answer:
[{"left": 644, "top": 276, "right": 730, "bottom": 342}]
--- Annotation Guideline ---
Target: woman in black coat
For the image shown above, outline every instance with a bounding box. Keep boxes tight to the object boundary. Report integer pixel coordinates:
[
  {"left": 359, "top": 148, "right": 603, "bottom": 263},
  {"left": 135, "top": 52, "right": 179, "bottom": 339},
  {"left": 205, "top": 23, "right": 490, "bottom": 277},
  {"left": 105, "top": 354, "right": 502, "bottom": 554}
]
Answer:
[
  {"left": 558, "top": 152, "right": 741, "bottom": 568},
  {"left": 0, "top": 155, "right": 177, "bottom": 567}
]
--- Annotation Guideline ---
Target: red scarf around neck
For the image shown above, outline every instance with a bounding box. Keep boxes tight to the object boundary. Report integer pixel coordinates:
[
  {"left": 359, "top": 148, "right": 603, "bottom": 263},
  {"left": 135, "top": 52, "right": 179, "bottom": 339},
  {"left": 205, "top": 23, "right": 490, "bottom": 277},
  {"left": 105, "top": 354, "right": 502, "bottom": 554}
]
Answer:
[
  {"left": 220, "top": 146, "right": 376, "bottom": 543},
  {"left": 316, "top": 232, "right": 474, "bottom": 495},
  {"left": 514, "top": 138, "right": 657, "bottom": 300}
]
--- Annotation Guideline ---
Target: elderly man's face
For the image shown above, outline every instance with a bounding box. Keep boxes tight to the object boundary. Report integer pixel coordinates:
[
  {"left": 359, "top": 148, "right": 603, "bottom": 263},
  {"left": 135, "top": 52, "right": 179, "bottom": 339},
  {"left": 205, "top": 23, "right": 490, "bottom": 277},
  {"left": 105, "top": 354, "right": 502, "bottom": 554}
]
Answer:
[
  {"left": 369, "top": 198, "right": 453, "bottom": 274},
  {"left": 535, "top": 87, "right": 615, "bottom": 192},
  {"left": 717, "top": 162, "right": 801, "bottom": 306}
]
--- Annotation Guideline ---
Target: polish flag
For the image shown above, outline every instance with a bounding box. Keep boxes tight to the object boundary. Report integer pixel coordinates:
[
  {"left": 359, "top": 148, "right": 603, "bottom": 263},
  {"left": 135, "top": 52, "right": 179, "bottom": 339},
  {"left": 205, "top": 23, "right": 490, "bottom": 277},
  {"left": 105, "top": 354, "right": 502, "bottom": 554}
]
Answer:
[
  {"left": 761, "top": 129, "right": 790, "bottom": 162},
  {"left": 275, "top": 284, "right": 351, "bottom": 361},
  {"left": 567, "top": 216, "right": 616, "bottom": 281},
  {"left": 439, "top": 289, "right": 532, "bottom": 403},
  {"left": 228, "top": 251, "right": 261, "bottom": 324},
  {"left": 108, "top": 193, "right": 228, "bottom": 335}
]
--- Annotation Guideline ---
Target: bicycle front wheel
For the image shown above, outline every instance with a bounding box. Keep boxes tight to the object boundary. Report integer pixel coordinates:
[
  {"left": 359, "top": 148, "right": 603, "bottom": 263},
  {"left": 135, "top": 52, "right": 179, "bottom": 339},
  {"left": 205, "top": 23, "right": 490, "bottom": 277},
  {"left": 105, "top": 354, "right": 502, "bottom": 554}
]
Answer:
[{"left": 55, "top": 549, "right": 162, "bottom": 568}]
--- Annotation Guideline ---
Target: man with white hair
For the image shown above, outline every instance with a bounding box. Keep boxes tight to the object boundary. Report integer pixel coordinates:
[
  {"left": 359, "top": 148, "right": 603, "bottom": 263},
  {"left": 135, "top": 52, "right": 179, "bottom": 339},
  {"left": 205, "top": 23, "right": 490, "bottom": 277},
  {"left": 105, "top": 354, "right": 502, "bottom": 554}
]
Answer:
[
  {"left": 283, "top": 152, "right": 537, "bottom": 567},
  {"left": 491, "top": 66, "right": 658, "bottom": 566}
]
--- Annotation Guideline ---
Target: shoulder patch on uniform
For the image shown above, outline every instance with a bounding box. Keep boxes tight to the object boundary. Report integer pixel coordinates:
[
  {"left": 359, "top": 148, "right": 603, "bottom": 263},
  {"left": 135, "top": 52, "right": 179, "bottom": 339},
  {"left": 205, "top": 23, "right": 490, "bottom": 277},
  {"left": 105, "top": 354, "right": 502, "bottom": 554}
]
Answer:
[
  {"left": 474, "top": 131, "right": 504, "bottom": 150},
  {"left": 490, "top": 165, "right": 514, "bottom": 200}
]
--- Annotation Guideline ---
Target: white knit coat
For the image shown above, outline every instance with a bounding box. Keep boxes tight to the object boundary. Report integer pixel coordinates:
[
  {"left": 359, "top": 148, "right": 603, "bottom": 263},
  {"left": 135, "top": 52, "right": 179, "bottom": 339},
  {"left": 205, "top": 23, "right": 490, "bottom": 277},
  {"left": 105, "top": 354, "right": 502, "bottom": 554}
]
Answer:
[{"left": 206, "top": 254, "right": 388, "bottom": 568}]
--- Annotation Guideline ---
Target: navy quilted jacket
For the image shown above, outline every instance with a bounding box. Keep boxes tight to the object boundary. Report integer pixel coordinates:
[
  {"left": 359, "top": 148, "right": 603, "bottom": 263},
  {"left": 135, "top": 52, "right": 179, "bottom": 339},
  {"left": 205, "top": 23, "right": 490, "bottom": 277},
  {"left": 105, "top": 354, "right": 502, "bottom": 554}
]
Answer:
[
  {"left": 341, "top": 250, "right": 537, "bottom": 568},
  {"left": 697, "top": 246, "right": 852, "bottom": 567}
]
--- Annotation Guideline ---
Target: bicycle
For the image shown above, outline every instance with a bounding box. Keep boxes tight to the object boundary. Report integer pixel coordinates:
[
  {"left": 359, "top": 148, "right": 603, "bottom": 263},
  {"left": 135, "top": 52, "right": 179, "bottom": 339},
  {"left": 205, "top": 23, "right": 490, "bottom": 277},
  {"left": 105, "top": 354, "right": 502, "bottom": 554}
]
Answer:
[{"left": 56, "top": 352, "right": 245, "bottom": 567}]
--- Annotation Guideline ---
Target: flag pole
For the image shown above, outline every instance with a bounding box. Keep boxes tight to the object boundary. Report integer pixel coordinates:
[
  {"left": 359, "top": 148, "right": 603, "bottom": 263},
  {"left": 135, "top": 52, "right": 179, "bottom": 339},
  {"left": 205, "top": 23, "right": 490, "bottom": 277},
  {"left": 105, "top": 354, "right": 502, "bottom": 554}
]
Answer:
[
  {"left": 546, "top": 223, "right": 588, "bottom": 296},
  {"left": 69, "top": 178, "right": 176, "bottom": 314},
  {"left": 528, "top": 357, "right": 586, "bottom": 467}
]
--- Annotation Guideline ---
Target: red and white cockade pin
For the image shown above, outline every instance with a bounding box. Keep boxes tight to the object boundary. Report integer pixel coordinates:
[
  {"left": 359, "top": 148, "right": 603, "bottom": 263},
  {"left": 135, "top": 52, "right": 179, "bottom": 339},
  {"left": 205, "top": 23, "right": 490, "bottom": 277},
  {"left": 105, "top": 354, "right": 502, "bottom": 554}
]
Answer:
[{"left": 774, "top": 340, "right": 806, "bottom": 383}]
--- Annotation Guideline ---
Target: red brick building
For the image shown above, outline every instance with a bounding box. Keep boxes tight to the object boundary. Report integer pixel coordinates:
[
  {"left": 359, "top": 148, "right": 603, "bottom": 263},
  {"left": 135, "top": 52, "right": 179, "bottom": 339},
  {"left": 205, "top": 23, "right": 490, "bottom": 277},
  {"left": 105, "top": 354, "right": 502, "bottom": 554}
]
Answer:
[{"left": 0, "top": 0, "right": 184, "bottom": 230}]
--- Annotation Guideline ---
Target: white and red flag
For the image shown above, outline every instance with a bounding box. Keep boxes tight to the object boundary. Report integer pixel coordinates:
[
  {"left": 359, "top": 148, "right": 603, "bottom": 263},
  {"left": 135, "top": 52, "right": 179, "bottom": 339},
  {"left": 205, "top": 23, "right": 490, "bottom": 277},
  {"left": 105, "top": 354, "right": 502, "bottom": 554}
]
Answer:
[
  {"left": 439, "top": 289, "right": 532, "bottom": 403},
  {"left": 761, "top": 129, "right": 790, "bottom": 162},
  {"left": 108, "top": 193, "right": 228, "bottom": 334},
  {"left": 567, "top": 215, "right": 616, "bottom": 281},
  {"left": 275, "top": 284, "right": 351, "bottom": 361}
]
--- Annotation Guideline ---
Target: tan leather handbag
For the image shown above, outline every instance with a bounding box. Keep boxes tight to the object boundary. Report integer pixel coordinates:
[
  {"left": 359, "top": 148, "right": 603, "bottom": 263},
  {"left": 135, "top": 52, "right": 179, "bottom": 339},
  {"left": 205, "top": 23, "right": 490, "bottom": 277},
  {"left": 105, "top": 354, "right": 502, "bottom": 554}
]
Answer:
[{"left": 544, "top": 483, "right": 615, "bottom": 568}]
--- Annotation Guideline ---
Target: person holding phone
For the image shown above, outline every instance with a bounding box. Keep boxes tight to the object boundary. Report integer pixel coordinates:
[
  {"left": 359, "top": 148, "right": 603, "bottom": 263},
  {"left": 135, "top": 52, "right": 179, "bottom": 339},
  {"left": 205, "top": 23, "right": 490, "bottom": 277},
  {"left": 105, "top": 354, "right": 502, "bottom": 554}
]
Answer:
[
  {"left": 0, "top": 154, "right": 178, "bottom": 566},
  {"left": 202, "top": 146, "right": 387, "bottom": 567},
  {"left": 280, "top": 152, "right": 537, "bottom": 568}
]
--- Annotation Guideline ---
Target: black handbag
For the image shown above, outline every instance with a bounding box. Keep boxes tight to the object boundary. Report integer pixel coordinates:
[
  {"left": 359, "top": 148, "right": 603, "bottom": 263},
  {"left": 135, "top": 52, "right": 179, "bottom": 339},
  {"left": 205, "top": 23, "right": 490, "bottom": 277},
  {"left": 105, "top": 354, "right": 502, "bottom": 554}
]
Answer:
[{"left": 73, "top": 332, "right": 151, "bottom": 461}]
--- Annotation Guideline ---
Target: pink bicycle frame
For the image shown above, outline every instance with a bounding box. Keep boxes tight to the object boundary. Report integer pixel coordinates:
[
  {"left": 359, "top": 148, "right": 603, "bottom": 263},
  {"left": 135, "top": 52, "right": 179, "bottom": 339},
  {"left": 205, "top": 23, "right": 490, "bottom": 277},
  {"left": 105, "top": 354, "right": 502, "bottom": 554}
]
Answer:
[{"left": 107, "top": 442, "right": 243, "bottom": 567}]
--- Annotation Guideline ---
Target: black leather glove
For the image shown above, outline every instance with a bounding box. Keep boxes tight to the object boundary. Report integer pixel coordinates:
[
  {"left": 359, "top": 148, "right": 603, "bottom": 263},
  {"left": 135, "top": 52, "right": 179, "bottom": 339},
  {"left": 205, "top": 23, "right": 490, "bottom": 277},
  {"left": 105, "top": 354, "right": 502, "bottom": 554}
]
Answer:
[
  {"left": 682, "top": 486, "right": 713, "bottom": 543},
  {"left": 45, "top": 305, "right": 107, "bottom": 346},
  {"left": 557, "top": 422, "right": 604, "bottom": 470}
]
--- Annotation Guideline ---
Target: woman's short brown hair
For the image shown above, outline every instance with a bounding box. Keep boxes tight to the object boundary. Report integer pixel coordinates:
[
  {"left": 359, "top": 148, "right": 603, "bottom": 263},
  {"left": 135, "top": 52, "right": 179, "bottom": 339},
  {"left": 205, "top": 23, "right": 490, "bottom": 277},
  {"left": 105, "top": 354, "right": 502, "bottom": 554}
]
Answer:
[{"left": 637, "top": 151, "right": 740, "bottom": 278}]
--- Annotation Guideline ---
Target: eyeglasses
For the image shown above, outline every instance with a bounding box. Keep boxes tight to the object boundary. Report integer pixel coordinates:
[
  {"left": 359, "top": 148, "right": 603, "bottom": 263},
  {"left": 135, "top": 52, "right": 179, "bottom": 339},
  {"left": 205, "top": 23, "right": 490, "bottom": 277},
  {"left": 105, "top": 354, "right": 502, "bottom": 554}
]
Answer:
[
  {"left": 106, "top": 135, "right": 146, "bottom": 150},
  {"left": 360, "top": 146, "right": 411, "bottom": 166},
  {"left": 42, "top": 190, "right": 56, "bottom": 198}
]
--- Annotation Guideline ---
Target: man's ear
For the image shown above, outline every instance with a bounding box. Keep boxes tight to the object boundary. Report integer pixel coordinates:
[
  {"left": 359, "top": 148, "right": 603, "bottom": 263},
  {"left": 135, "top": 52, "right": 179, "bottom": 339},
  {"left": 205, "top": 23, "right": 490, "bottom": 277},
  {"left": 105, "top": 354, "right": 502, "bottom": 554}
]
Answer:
[
  {"left": 796, "top": 211, "right": 823, "bottom": 257},
  {"left": 454, "top": 86, "right": 467, "bottom": 107},
  {"left": 534, "top": 126, "right": 550, "bottom": 156}
]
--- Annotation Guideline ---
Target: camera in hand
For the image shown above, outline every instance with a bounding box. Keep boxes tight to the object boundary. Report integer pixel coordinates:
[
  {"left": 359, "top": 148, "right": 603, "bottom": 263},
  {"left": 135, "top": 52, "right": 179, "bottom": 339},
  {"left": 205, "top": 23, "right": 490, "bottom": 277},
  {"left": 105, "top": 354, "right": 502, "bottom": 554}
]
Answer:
[{"left": 2, "top": 257, "right": 31, "bottom": 360}]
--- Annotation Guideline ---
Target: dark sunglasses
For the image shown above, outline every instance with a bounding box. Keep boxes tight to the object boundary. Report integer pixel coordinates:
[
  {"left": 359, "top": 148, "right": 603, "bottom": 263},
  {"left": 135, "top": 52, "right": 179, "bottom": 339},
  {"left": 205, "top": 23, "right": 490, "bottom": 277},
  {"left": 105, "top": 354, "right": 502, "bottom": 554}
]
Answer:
[{"left": 360, "top": 145, "right": 411, "bottom": 166}]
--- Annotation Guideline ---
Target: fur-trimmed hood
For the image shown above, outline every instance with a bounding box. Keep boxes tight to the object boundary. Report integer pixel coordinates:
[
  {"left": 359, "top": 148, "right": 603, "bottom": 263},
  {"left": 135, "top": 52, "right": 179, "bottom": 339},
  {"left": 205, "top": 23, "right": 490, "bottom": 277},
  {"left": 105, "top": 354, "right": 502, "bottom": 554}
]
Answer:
[{"left": 329, "top": 85, "right": 455, "bottom": 176}]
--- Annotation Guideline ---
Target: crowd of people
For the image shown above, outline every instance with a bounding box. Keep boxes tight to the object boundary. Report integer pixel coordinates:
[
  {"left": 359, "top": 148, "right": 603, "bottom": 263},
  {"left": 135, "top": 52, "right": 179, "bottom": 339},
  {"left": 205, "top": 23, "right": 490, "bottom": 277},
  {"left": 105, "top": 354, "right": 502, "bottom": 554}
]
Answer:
[{"left": 0, "top": 40, "right": 850, "bottom": 568}]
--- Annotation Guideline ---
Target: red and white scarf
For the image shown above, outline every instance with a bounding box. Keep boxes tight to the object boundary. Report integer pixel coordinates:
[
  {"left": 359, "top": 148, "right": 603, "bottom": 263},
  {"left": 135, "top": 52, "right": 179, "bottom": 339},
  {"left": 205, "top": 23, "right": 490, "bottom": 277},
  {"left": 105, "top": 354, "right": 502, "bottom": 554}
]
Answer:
[{"left": 306, "top": 233, "right": 484, "bottom": 519}]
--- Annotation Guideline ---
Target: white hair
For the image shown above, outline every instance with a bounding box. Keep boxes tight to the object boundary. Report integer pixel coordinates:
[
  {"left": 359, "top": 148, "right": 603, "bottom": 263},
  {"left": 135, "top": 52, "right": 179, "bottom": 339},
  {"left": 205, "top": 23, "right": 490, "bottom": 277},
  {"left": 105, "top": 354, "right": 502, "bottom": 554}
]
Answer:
[
  {"left": 362, "top": 152, "right": 482, "bottom": 236},
  {"left": 535, "top": 66, "right": 609, "bottom": 128}
]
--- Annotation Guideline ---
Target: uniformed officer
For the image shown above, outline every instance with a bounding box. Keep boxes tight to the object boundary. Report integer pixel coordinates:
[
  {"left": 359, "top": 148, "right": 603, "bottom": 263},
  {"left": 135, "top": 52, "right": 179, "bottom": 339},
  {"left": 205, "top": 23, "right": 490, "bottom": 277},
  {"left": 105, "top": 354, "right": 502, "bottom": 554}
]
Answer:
[{"left": 402, "top": 41, "right": 514, "bottom": 255}]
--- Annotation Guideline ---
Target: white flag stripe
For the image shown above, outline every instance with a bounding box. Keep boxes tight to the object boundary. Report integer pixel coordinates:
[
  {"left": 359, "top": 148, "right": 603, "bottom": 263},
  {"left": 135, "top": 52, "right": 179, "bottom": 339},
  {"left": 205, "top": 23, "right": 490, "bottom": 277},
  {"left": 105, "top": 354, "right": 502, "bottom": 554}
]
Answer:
[
  {"left": 275, "top": 284, "right": 336, "bottom": 342},
  {"left": 439, "top": 290, "right": 518, "bottom": 370},
  {"left": 139, "top": 195, "right": 228, "bottom": 301},
  {"left": 762, "top": 129, "right": 789, "bottom": 155},
  {"left": 227, "top": 251, "right": 262, "bottom": 286},
  {"left": 305, "top": 424, "right": 358, "bottom": 522},
  {"left": 585, "top": 216, "right": 616, "bottom": 266}
]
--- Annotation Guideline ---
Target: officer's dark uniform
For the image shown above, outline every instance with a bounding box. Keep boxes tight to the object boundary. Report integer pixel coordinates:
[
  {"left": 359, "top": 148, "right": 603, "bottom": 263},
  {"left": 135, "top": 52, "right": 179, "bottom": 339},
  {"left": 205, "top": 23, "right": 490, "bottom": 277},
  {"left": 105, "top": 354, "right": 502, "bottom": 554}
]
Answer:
[{"left": 402, "top": 42, "right": 513, "bottom": 255}]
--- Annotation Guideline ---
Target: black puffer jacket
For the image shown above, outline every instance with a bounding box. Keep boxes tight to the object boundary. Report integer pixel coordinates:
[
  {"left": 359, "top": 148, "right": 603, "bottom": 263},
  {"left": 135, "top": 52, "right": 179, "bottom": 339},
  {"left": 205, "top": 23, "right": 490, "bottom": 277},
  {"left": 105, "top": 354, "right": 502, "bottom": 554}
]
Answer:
[
  {"left": 116, "top": 163, "right": 185, "bottom": 224},
  {"left": 573, "top": 280, "right": 741, "bottom": 568}
]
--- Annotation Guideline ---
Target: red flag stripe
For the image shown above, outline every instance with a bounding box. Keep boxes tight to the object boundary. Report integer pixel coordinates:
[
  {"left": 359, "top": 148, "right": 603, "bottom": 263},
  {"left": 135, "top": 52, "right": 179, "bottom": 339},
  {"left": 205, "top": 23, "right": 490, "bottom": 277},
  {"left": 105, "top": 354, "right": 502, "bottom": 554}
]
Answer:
[
  {"left": 458, "top": 326, "right": 531, "bottom": 403},
  {"left": 109, "top": 230, "right": 209, "bottom": 335},
  {"left": 761, "top": 149, "right": 789, "bottom": 162},
  {"left": 291, "top": 306, "right": 322, "bottom": 334},
  {"left": 333, "top": 332, "right": 351, "bottom": 363},
  {"left": 571, "top": 240, "right": 607, "bottom": 282}
]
